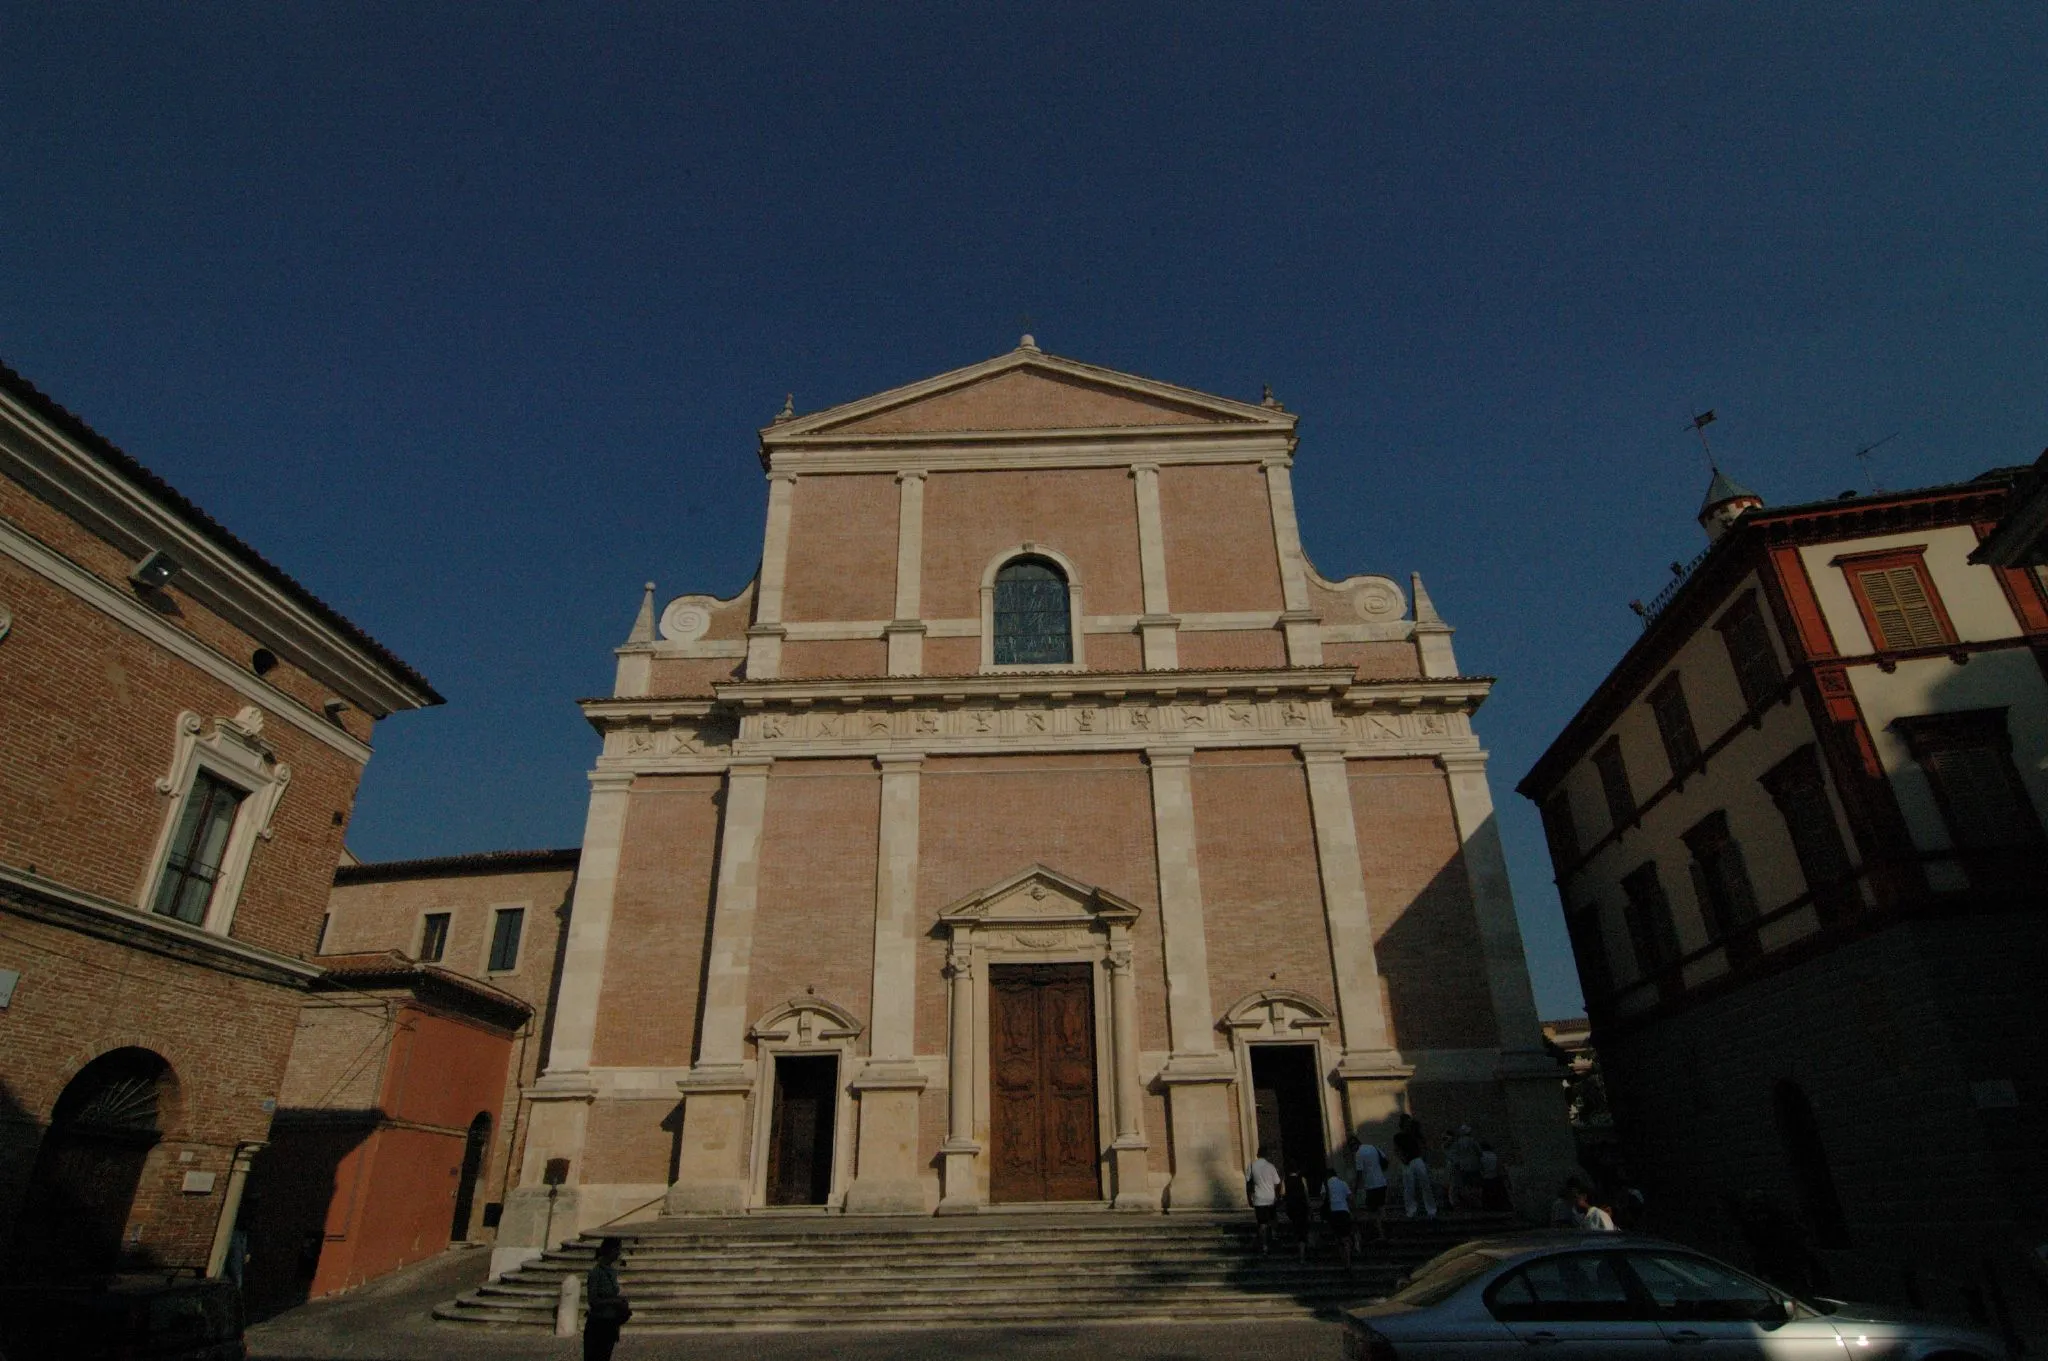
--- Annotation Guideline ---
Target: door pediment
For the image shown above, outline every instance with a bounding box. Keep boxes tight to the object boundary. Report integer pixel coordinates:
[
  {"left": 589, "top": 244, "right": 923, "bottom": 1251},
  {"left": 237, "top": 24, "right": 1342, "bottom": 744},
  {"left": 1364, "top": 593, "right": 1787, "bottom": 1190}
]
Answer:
[{"left": 937, "top": 864, "right": 1141, "bottom": 932}]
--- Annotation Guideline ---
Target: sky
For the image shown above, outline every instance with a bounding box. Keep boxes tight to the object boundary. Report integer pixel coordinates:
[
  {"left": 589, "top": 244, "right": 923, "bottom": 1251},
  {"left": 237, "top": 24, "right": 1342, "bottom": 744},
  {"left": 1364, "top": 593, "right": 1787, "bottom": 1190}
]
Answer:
[{"left": 5, "top": 5, "right": 2045, "bottom": 1020}]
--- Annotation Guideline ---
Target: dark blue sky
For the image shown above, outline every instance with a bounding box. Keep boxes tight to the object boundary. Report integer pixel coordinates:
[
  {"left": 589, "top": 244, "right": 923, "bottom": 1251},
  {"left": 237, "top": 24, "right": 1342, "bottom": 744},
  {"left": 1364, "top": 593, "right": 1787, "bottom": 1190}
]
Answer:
[{"left": 6, "top": 5, "right": 2044, "bottom": 1018}]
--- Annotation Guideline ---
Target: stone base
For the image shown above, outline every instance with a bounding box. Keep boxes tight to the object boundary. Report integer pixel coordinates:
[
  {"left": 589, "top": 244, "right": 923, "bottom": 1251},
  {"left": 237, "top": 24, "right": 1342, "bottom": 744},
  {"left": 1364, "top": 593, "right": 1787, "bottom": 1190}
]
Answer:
[
  {"left": 843, "top": 1178, "right": 929, "bottom": 1215},
  {"left": 663, "top": 1179, "right": 748, "bottom": 1215},
  {"left": 846, "top": 1080, "right": 927, "bottom": 1214},
  {"left": 936, "top": 1142, "right": 981, "bottom": 1214},
  {"left": 498, "top": 1185, "right": 580, "bottom": 1254},
  {"left": 489, "top": 1245, "right": 541, "bottom": 1281},
  {"left": 1162, "top": 1080, "right": 1239, "bottom": 1210},
  {"left": 1110, "top": 1139, "right": 1157, "bottom": 1210}
]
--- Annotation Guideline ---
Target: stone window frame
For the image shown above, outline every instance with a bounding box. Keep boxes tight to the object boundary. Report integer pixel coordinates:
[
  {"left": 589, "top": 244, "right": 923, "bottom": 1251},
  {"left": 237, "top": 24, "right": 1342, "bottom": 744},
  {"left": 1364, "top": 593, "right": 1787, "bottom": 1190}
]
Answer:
[
  {"left": 1218, "top": 988, "right": 1342, "bottom": 1173},
  {"left": 139, "top": 707, "right": 291, "bottom": 938},
  {"left": 979, "top": 543, "right": 1087, "bottom": 673},
  {"left": 744, "top": 996, "right": 864, "bottom": 1211},
  {"left": 482, "top": 905, "right": 526, "bottom": 977}
]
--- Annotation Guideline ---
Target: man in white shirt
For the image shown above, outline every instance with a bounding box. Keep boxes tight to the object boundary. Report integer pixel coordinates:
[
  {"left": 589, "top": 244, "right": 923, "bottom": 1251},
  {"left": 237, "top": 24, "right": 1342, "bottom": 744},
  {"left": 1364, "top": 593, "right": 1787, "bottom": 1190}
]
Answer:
[
  {"left": 1245, "top": 1146, "right": 1283, "bottom": 1255},
  {"left": 1571, "top": 1185, "right": 1618, "bottom": 1231}
]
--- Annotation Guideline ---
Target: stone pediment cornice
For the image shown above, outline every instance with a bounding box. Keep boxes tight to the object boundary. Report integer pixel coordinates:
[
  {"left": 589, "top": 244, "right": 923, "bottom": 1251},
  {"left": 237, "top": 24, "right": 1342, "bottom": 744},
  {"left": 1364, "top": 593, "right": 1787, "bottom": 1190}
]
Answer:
[{"left": 757, "top": 345, "right": 1296, "bottom": 473}]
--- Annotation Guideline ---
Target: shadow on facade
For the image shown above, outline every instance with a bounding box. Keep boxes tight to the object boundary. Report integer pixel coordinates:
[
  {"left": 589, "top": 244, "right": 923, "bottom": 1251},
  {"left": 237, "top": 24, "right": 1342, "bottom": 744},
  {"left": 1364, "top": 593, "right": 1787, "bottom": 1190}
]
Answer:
[{"left": 239, "top": 1112, "right": 375, "bottom": 1321}]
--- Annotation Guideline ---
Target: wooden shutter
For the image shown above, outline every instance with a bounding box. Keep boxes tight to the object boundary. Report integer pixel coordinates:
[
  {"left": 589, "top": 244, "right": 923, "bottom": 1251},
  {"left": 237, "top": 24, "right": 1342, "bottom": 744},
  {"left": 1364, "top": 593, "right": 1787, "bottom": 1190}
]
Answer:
[{"left": 1856, "top": 565, "right": 1945, "bottom": 649}]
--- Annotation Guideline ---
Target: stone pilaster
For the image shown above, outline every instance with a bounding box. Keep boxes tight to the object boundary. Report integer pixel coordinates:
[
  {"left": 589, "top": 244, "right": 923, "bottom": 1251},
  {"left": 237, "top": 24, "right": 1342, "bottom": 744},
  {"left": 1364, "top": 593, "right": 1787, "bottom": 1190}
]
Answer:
[
  {"left": 1130, "top": 462, "right": 1180, "bottom": 669},
  {"left": 936, "top": 945, "right": 981, "bottom": 1214},
  {"left": 1106, "top": 943, "right": 1156, "bottom": 1209},
  {"left": 542, "top": 770, "right": 636, "bottom": 1076},
  {"left": 845, "top": 752, "right": 929, "bottom": 1214},
  {"left": 1262, "top": 458, "right": 1324, "bottom": 666},
  {"left": 746, "top": 472, "right": 798, "bottom": 678},
  {"left": 1439, "top": 750, "right": 1576, "bottom": 1208},
  {"left": 1146, "top": 747, "right": 1237, "bottom": 1209},
  {"left": 888, "top": 471, "right": 927, "bottom": 676},
  {"left": 668, "top": 757, "right": 772, "bottom": 1214},
  {"left": 1299, "top": 746, "right": 1410, "bottom": 1136}
]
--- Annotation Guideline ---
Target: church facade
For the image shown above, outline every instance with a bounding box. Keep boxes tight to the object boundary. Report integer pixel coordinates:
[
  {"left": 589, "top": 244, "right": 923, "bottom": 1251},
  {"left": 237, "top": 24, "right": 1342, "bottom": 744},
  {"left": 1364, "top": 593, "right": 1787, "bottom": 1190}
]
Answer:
[{"left": 498, "top": 342, "right": 1569, "bottom": 1265}]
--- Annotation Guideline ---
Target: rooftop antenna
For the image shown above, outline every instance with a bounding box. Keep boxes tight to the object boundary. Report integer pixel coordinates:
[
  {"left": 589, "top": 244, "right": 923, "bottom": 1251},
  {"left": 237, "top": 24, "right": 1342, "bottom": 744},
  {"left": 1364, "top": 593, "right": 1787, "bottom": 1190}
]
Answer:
[{"left": 1852, "top": 430, "right": 1900, "bottom": 493}]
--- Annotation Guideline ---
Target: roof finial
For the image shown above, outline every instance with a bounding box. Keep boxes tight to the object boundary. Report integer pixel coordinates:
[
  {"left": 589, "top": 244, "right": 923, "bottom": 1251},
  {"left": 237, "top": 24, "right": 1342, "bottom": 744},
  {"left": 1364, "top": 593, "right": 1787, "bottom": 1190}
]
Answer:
[
  {"left": 1410, "top": 572, "right": 1445, "bottom": 627},
  {"left": 773, "top": 393, "right": 795, "bottom": 424},
  {"left": 1261, "top": 383, "right": 1284, "bottom": 411},
  {"left": 625, "top": 580, "right": 658, "bottom": 645},
  {"left": 1018, "top": 333, "right": 1038, "bottom": 352}
]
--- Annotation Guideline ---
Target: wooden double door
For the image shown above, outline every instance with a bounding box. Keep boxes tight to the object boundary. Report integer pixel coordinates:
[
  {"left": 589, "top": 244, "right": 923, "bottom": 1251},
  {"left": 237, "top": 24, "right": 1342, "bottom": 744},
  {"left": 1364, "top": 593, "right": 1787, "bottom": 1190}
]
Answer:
[{"left": 989, "top": 963, "right": 1101, "bottom": 1203}]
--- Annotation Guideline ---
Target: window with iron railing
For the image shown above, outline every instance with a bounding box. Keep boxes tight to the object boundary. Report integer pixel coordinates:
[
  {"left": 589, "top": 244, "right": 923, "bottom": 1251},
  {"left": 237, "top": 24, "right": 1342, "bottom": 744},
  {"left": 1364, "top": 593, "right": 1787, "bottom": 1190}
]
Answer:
[
  {"left": 1649, "top": 672, "right": 1702, "bottom": 777},
  {"left": 150, "top": 770, "right": 247, "bottom": 926}
]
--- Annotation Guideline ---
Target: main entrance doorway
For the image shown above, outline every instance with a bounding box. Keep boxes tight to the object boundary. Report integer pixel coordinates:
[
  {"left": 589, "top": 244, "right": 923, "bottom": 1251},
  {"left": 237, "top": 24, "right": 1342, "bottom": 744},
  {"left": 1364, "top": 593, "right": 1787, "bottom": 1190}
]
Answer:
[
  {"left": 989, "top": 963, "right": 1100, "bottom": 1203},
  {"left": 1250, "top": 1044, "right": 1327, "bottom": 1180},
  {"left": 765, "top": 1054, "right": 838, "bottom": 1206}
]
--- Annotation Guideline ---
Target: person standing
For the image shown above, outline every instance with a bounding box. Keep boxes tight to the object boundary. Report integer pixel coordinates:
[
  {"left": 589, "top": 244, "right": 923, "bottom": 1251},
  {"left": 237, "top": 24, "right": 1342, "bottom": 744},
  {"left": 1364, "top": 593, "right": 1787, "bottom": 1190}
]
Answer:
[
  {"left": 1322, "top": 1168, "right": 1355, "bottom": 1271},
  {"left": 1401, "top": 1144, "right": 1437, "bottom": 1220},
  {"left": 1570, "top": 1186, "right": 1617, "bottom": 1232},
  {"left": 1479, "top": 1140, "right": 1510, "bottom": 1212},
  {"left": 1245, "top": 1146, "right": 1283, "bottom": 1255},
  {"left": 584, "top": 1237, "right": 631, "bottom": 1361},
  {"left": 1447, "top": 1125, "right": 1483, "bottom": 1211},
  {"left": 1352, "top": 1134, "right": 1390, "bottom": 1243},
  {"left": 1283, "top": 1168, "right": 1314, "bottom": 1262}
]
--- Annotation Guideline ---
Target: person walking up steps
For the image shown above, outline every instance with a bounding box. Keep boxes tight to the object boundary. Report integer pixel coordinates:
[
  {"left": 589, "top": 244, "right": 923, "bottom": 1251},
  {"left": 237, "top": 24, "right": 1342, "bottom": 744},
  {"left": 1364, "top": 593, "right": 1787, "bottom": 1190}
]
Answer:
[
  {"left": 1323, "top": 1167, "right": 1356, "bottom": 1271},
  {"left": 1401, "top": 1143, "right": 1438, "bottom": 1220},
  {"left": 583, "top": 1237, "right": 631, "bottom": 1361},
  {"left": 1283, "top": 1168, "right": 1314, "bottom": 1262},
  {"left": 1245, "top": 1146, "right": 1283, "bottom": 1254},
  {"left": 1352, "top": 1133, "right": 1390, "bottom": 1243}
]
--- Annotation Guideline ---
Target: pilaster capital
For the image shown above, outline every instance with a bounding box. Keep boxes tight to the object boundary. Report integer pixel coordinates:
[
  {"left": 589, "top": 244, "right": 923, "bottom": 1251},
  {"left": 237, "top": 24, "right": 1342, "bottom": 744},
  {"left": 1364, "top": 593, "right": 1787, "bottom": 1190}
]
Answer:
[
  {"left": 945, "top": 950, "right": 974, "bottom": 980},
  {"left": 876, "top": 751, "right": 926, "bottom": 772},
  {"left": 587, "top": 769, "right": 638, "bottom": 793},
  {"left": 745, "top": 622, "right": 789, "bottom": 639},
  {"left": 1144, "top": 745, "right": 1196, "bottom": 769},
  {"left": 1436, "top": 751, "right": 1492, "bottom": 776},
  {"left": 1297, "top": 743, "right": 1350, "bottom": 766},
  {"left": 676, "top": 1063, "right": 754, "bottom": 1095},
  {"left": 882, "top": 619, "right": 929, "bottom": 636},
  {"left": 767, "top": 469, "right": 800, "bottom": 486},
  {"left": 1136, "top": 613, "right": 1182, "bottom": 629},
  {"left": 1128, "top": 461, "right": 1161, "bottom": 477},
  {"left": 530, "top": 1071, "right": 600, "bottom": 1102},
  {"left": 894, "top": 468, "right": 928, "bottom": 484},
  {"left": 726, "top": 756, "right": 774, "bottom": 778},
  {"left": 1334, "top": 1048, "right": 1414, "bottom": 1082},
  {"left": 1156, "top": 1052, "right": 1238, "bottom": 1086},
  {"left": 1260, "top": 456, "right": 1294, "bottom": 473}
]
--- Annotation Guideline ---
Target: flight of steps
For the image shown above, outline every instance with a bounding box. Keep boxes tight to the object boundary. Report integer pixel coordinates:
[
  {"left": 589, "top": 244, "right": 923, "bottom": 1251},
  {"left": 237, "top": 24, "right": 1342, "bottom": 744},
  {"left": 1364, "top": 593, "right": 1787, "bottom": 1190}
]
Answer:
[{"left": 435, "top": 1211, "right": 1521, "bottom": 1332}]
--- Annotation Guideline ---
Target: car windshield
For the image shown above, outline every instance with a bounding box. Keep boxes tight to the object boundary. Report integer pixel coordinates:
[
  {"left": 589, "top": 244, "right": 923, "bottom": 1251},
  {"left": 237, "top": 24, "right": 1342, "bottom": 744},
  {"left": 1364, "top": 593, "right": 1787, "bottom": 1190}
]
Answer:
[{"left": 1390, "top": 1251, "right": 1501, "bottom": 1307}]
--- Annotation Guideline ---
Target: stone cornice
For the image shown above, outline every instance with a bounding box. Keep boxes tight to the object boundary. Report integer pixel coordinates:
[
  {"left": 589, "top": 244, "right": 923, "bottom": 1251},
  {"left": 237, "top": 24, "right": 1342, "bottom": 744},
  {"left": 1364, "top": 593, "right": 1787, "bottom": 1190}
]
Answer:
[
  {"left": 713, "top": 665, "right": 1361, "bottom": 707},
  {"left": 0, "top": 861, "right": 323, "bottom": 990},
  {"left": 0, "top": 380, "right": 440, "bottom": 716},
  {"left": 762, "top": 430, "right": 1295, "bottom": 476}
]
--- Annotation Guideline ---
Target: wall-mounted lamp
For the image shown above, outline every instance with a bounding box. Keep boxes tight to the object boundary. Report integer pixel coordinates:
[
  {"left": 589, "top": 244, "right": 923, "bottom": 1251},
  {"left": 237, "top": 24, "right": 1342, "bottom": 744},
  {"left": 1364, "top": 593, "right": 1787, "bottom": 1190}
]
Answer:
[{"left": 130, "top": 550, "right": 182, "bottom": 592}]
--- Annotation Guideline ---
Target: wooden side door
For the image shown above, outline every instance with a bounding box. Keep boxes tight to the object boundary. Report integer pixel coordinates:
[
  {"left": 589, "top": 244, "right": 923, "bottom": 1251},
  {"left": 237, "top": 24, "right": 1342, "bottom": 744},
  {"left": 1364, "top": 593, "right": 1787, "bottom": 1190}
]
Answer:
[{"left": 989, "top": 963, "right": 1100, "bottom": 1202}]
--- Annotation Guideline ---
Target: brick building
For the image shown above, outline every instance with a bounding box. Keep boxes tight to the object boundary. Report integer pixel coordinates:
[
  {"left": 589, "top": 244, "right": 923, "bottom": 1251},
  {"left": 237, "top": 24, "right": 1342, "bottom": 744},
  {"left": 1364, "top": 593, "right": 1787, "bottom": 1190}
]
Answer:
[
  {"left": 1518, "top": 464, "right": 2047, "bottom": 1305},
  {"left": 242, "top": 949, "right": 531, "bottom": 1311},
  {"left": 245, "top": 845, "right": 576, "bottom": 1302},
  {"left": 0, "top": 362, "right": 438, "bottom": 1280},
  {"left": 494, "top": 341, "right": 1573, "bottom": 1273}
]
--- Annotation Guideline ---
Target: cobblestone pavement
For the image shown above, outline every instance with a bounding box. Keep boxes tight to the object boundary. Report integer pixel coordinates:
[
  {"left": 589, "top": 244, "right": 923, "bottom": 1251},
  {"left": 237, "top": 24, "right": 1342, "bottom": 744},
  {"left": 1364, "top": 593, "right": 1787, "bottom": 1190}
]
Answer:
[{"left": 245, "top": 1247, "right": 1343, "bottom": 1361}]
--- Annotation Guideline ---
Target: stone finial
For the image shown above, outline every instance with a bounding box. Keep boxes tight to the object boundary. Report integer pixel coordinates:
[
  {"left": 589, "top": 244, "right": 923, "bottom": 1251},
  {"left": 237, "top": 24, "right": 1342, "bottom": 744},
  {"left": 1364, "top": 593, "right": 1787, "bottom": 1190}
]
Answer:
[
  {"left": 1261, "top": 384, "right": 1285, "bottom": 411},
  {"left": 626, "top": 581, "right": 658, "bottom": 644},
  {"left": 1411, "top": 572, "right": 1446, "bottom": 627},
  {"left": 773, "top": 393, "right": 795, "bottom": 424},
  {"left": 1018, "top": 334, "right": 1039, "bottom": 352}
]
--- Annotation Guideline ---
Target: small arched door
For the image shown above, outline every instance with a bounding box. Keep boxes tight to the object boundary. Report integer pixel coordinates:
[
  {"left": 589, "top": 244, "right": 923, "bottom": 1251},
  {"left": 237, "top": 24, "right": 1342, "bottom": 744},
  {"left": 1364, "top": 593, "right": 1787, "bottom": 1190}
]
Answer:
[
  {"left": 9, "top": 1048, "right": 173, "bottom": 1277},
  {"left": 450, "top": 1113, "right": 491, "bottom": 1241}
]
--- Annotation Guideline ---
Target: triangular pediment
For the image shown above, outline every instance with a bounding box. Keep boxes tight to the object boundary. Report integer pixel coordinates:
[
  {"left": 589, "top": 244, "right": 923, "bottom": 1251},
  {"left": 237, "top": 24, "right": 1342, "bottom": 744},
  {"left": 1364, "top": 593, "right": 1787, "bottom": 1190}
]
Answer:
[
  {"left": 766, "top": 346, "right": 1291, "bottom": 442},
  {"left": 936, "top": 863, "right": 1142, "bottom": 926}
]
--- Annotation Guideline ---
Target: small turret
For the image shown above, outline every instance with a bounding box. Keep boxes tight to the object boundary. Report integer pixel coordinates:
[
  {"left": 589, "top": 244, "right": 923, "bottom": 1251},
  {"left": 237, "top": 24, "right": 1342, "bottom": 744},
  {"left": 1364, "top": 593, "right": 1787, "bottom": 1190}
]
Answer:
[{"left": 1698, "top": 467, "right": 1763, "bottom": 542}]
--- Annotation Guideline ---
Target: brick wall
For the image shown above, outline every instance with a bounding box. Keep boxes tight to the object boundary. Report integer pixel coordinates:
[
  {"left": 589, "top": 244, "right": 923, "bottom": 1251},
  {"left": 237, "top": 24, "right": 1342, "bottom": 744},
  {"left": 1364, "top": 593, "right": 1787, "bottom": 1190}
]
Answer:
[
  {"left": 746, "top": 760, "right": 881, "bottom": 1036},
  {"left": 919, "top": 468, "right": 1143, "bottom": 618},
  {"left": 1159, "top": 465, "right": 1284, "bottom": 612},
  {"left": 781, "top": 474, "right": 898, "bottom": 622}
]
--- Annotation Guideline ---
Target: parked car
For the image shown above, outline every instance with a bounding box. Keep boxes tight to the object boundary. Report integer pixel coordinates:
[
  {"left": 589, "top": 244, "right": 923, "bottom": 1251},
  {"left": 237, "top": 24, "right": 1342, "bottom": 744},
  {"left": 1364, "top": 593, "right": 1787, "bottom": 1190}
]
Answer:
[
  {"left": 1341, "top": 1231, "right": 2010, "bottom": 1360},
  {"left": 0, "top": 1274, "right": 245, "bottom": 1361}
]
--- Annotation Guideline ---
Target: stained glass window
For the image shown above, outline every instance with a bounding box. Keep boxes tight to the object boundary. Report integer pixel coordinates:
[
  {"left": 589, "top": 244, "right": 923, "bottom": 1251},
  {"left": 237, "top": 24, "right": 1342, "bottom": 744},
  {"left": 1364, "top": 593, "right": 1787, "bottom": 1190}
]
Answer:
[{"left": 993, "top": 557, "right": 1071, "bottom": 665}]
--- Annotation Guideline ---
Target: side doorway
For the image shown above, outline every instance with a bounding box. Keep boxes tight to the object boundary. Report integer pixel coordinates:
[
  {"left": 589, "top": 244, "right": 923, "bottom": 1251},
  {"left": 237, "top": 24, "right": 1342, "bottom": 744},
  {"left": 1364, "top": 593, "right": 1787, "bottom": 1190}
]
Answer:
[
  {"left": 765, "top": 1054, "right": 837, "bottom": 1206},
  {"left": 1249, "top": 1044, "right": 1327, "bottom": 1180},
  {"left": 449, "top": 1113, "right": 491, "bottom": 1241}
]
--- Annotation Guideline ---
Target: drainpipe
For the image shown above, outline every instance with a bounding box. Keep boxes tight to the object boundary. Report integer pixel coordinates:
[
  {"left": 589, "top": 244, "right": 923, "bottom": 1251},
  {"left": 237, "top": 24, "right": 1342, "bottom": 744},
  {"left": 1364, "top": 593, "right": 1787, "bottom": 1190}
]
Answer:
[{"left": 206, "top": 1141, "right": 267, "bottom": 1278}]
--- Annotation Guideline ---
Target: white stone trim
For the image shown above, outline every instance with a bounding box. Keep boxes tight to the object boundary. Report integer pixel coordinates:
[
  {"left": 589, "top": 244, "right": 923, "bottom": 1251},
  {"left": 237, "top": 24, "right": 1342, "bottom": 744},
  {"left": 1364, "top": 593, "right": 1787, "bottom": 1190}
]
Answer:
[
  {"left": 978, "top": 543, "right": 1086, "bottom": 673},
  {"left": 537, "top": 770, "right": 634, "bottom": 1075},
  {"left": 766, "top": 440, "right": 1296, "bottom": 476},
  {"left": 746, "top": 474, "right": 798, "bottom": 678},
  {"left": 695, "top": 759, "right": 774, "bottom": 1068},
  {"left": 1437, "top": 752, "right": 1549, "bottom": 1057},
  {"left": 140, "top": 707, "right": 292, "bottom": 936},
  {"left": 0, "top": 516, "right": 373, "bottom": 762},
  {"left": 1145, "top": 748, "right": 1220, "bottom": 1059},
  {"left": 1299, "top": 747, "right": 1399, "bottom": 1068}
]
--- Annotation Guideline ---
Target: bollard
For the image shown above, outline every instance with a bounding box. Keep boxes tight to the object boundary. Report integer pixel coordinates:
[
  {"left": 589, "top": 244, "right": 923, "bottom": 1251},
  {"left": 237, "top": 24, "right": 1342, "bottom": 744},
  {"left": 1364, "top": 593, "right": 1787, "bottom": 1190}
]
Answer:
[{"left": 555, "top": 1271, "right": 580, "bottom": 1338}]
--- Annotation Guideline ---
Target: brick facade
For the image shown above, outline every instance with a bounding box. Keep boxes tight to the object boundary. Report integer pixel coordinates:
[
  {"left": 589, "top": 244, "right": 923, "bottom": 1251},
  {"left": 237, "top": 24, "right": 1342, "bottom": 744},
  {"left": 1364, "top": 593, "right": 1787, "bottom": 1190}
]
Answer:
[
  {"left": 487, "top": 343, "right": 1569, "bottom": 1266},
  {"left": 0, "top": 362, "right": 437, "bottom": 1280}
]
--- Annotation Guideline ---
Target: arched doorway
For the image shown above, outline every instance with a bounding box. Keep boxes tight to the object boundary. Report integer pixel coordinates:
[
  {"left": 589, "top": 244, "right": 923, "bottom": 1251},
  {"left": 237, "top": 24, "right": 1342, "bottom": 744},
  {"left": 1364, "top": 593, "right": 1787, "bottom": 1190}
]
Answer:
[
  {"left": 449, "top": 1113, "right": 491, "bottom": 1241},
  {"left": 9, "top": 1048, "right": 174, "bottom": 1277}
]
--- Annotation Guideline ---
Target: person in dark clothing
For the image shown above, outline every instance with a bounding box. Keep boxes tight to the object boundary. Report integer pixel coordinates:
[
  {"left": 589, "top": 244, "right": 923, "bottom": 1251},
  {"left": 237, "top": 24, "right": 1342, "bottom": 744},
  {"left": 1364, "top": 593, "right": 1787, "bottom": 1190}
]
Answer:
[
  {"left": 584, "top": 1237, "right": 630, "bottom": 1361},
  {"left": 1282, "top": 1170, "right": 1314, "bottom": 1261}
]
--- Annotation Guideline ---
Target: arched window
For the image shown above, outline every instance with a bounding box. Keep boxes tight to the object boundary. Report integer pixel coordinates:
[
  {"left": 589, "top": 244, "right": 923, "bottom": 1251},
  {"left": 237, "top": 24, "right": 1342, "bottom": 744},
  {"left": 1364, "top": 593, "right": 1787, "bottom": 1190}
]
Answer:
[{"left": 993, "top": 557, "right": 1072, "bottom": 665}]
